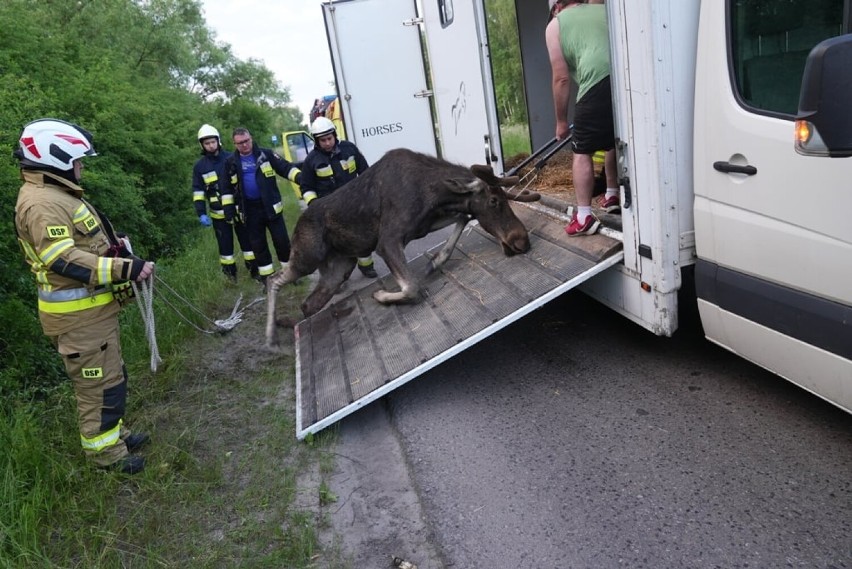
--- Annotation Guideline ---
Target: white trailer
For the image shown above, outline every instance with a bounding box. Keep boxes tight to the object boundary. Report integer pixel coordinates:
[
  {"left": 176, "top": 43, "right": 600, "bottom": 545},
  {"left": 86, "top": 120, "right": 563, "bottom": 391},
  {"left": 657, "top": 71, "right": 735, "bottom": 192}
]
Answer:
[{"left": 301, "top": 0, "right": 851, "bottom": 437}]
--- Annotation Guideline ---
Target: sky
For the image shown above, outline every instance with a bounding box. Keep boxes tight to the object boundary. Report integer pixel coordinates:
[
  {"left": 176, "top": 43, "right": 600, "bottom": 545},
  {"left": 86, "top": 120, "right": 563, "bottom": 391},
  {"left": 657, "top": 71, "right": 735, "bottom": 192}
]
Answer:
[{"left": 199, "top": 0, "right": 335, "bottom": 125}]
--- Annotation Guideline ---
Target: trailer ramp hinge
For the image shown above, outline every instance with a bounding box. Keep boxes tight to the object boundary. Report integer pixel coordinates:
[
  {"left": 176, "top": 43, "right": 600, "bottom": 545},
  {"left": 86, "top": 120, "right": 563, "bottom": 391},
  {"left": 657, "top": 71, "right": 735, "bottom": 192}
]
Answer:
[
  {"left": 403, "top": 17, "right": 424, "bottom": 26},
  {"left": 414, "top": 90, "right": 434, "bottom": 99}
]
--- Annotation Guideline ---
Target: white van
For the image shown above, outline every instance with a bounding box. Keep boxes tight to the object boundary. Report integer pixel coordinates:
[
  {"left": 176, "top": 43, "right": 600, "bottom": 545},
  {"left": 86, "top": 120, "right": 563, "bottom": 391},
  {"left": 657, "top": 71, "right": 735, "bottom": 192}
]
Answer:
[{"left": 300, "top": 0, "right": 851, "bottom": 436}]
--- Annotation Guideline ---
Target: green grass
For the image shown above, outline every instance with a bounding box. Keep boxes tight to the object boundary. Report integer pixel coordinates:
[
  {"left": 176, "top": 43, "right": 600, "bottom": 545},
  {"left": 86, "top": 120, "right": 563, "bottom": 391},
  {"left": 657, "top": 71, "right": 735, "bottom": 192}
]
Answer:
[
  {"left": 0, "top": 178, "right": 346, "bottom": 568},
  {"left": 500, "top": 122, "right": 532, "bottom": 160}
]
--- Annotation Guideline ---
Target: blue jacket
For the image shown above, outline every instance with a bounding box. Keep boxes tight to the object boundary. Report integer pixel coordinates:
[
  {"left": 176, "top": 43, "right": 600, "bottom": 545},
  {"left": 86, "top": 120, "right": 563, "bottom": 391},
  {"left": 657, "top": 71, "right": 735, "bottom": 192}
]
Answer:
[{"left": 225, "top": 144, "right": 301, "bottom": 221}]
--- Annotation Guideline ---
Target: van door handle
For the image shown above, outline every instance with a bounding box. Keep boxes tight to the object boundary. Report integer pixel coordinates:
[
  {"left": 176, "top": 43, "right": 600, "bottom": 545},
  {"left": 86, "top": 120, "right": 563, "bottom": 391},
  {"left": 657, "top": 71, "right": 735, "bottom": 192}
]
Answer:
[{"left": 713, "top": 161, "right": 757, "bottom": 175}]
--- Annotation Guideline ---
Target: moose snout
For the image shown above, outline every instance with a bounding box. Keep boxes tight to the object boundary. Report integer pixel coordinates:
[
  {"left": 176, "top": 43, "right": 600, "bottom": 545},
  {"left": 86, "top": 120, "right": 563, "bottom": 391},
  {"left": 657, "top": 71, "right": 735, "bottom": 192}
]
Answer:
[{"left": 502, "top": 231, "right": 531, "bottom": 256}]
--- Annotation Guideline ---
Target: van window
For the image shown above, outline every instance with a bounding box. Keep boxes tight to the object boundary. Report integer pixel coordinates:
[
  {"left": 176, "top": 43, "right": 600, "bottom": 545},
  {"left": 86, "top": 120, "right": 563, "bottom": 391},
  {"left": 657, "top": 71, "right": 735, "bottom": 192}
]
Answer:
[
  {"left": 438, "top": 0, "right": 454, "bottom": 28},
  {"left": 730, "top": 0, "right": 848, "bottom": 116}
]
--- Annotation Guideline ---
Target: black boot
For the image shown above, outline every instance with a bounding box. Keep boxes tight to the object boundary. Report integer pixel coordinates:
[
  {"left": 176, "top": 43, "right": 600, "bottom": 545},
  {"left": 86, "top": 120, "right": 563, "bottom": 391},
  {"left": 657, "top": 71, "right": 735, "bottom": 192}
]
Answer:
[
  {"left": 124, "top": 432, "right": 150, "bottom": 453},
  {"left": 358, "top": 264, "right": 378, "bottom": 279},
  {"left": 101, "top": 455, "right": 145, "bottom": 475},
  {"left": 222, "top": 264, "right": 237, "bottom": 282},
  {"left": 246, "top": 260, "right": 260, "bottom": 280}
]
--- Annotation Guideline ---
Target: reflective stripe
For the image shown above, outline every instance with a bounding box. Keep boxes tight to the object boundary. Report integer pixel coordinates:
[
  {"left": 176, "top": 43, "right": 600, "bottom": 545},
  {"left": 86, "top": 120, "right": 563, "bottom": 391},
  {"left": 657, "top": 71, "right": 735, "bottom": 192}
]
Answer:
[
  {"left": 80, "top": 419, "right": 122, "bottom": 452},
  {"left": 39, "top": 238, "right": 74, "bottom": 265},
  {"left": 288, "top": 169, "right": 300, "bottom": 183},
  {"left": 303, "top": 191, "right": 318, "bottom": 204},
  {"left": 202, "top": 171, "right": 218, "bottom": 184},
  {"left": 243, "top": 251, "right": 256, "bottom": 261},
  {"left": 273, "top": 201, "right": 284, "bottom": 214},
  {"left": 209, "top": 211, "right": 225, "bottom": 220},
  {"left": 340, "top": 156, "right": 356, "bottom": 174},
  {"left": 357, "top": 257, "right": 374, "bottom": 267},
  {"left": 73, "top": 204, "right": 90, "bottom": 224},
  {"left": 260, "top": 162, "right": 275, "bottom": 177},
  {"left": 38, "top": 285, "right": 108, "bottom": 302},
  {"left": 38, "top": 289, "right": 114, "bottom": 314},
  {"left": 97, "top": 257, "right": 114, "bottom": 285},
  {"left": 258, "top": 263, "right": 275, "bottom": 276},
  {"left": 220, "top": 255, "right": 236, "bottom": 265},
  {"left": 316, "top": 165, "right": 333, "bottom": 179},
  {"left": 193, "top": 191, "right": 206, "bottom": 201},
  {"left": 221, "top": 193, "right": 235, "bottom": 205},
  {"left": 73, "top": 204, "right": 99, "bottom": 233}
]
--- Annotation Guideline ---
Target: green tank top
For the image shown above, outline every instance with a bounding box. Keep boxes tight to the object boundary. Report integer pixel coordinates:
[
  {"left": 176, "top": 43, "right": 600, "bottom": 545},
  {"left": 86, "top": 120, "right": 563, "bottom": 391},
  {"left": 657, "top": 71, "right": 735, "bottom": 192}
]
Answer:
[{"left": 557, "top": 4, "right": 611, "bottom": 102}]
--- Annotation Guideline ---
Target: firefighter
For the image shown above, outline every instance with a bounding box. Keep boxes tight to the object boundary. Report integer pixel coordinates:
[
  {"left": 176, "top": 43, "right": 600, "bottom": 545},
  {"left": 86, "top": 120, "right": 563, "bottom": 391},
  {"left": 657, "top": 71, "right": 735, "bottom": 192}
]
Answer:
[
  {"left": 191, "top": 124, "right": 258, "bottom": 281},
  {"left": 301, "top": 117, "right": 378, "bottom": 279},
  {"left": 13, "top": 118, "right": 154, "bottom": 475},
  {"left": 225, "top": 127, "right": 302, "bottom": 287}
]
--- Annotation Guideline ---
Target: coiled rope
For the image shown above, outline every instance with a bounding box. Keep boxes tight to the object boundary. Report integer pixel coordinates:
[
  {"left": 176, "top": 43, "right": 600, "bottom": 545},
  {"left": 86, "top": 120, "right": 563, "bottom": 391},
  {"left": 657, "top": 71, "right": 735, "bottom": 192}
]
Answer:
[{"left": 131, "top": 275, "right": 264, "bottom": 372}]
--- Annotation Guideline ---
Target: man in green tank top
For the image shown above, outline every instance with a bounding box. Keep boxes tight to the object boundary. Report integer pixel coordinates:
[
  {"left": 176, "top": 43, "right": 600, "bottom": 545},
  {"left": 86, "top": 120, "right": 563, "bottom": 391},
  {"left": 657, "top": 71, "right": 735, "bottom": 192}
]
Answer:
[{"left": 546, "top": 0, "right": 620, "bottom": 236}]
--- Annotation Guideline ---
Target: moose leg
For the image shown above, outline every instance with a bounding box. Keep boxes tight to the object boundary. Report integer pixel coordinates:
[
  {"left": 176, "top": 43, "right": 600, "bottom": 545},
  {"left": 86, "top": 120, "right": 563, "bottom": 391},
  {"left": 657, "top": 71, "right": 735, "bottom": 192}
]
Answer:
[
  {"left": 301, "top": 256, "right": 357, "bottom": 318},
  {"left": 373, "top": 244, "right": 421, "bottom": 304},
  {"left": 266, "top": 264, "right": 302, "bottom": 348},
  {"left": 426, "top": 219, "right": 468, "bottom": 274}
]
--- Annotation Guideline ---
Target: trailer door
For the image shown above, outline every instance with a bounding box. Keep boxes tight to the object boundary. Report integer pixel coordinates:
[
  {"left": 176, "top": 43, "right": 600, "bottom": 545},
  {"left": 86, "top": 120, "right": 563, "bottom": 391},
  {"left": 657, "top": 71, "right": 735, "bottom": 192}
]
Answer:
[
  {"left": 693, "top": 0, "right": 852, "bottom": 412},
  {"left": 420, "top": 0, "right": 502, "bottom": 169},
  {"left": 322, "top": 0, "right": 436, "bottom": 164}
]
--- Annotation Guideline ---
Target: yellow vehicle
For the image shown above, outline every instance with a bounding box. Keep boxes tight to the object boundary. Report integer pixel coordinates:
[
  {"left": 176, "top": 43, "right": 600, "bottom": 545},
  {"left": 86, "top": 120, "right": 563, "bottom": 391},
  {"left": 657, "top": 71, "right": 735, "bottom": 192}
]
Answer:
[{"left": 281, "top": 94, "right": 348, "bottom": 165}]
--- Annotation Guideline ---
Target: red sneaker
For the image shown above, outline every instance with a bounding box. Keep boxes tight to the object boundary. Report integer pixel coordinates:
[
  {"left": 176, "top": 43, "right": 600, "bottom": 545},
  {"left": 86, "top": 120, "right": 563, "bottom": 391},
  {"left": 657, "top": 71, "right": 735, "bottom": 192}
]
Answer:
[
  {"left": 564, "top": 212, "right": 600, "bottom": 236},
  {"left": 597, "top": 194, "right": 621, "bottom": 213}
]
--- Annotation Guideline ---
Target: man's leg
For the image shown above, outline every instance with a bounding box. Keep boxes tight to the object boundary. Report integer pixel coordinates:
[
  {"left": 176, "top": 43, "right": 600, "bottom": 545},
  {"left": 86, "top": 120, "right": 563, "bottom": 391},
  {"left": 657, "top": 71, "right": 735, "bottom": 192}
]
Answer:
[
  {"left": 565, "top": 151, "right": 600, "bottom": 236},
  {"left": 213, "top": 217, "right": 237, "bottom": 281},
  {"left": 234, "top": 220, "right": 259, "bottom": 279},
  {"left": 267, "top": 214, "right": 292, "bottom": 265},
  {"left": 245, "top": 203, "right": 275, "bottom": 280},
  {"left": 56, "top": 319, "right": 141, "bottom": 472}
]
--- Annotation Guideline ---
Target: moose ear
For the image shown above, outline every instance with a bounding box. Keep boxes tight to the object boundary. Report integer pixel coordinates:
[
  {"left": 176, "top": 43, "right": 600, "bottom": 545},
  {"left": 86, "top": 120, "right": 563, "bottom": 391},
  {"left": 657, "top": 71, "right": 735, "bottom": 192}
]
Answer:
[
  {"left": 470, "top": 164, "right": 496, "bottom": 184},
  {"left": 441, "top": 178, "right": 483, "bottom": 195}
]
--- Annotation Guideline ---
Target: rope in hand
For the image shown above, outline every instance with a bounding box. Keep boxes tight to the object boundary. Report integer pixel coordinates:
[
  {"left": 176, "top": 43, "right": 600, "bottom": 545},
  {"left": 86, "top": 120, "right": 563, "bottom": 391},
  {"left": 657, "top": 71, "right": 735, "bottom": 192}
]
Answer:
[{"left": 132, "top": 276, "right": 162, "bottom": 373}]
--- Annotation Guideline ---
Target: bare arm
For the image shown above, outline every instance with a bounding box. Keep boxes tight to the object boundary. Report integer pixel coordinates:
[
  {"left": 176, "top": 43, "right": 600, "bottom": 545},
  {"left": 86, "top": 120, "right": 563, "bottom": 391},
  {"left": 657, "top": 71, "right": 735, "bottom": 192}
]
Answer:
[{"left": 546, "top": 18, "right": 572, "bottom": 141}]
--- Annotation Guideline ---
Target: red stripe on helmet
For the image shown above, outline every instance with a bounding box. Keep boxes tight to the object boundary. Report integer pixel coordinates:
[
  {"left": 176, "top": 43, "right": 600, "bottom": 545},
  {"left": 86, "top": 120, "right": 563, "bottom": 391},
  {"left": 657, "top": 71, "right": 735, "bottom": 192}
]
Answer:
[
  {"left": 55, "top": 134, "right": 90, "bottom": 148},
  {"left": 20, "top": 136, "right": 41, "bottom": 158}
]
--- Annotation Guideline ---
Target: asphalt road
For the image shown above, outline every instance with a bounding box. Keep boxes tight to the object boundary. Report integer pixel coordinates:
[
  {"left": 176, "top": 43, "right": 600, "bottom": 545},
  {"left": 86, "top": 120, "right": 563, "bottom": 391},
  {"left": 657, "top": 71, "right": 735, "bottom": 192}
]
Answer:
[{"left": 326, "top": 231, "right": 852, "bottom": 569}]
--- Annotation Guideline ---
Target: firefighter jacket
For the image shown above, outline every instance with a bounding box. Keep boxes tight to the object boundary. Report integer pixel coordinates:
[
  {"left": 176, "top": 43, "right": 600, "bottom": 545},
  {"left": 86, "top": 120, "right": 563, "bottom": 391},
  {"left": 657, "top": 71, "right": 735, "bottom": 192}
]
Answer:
[
  {"left": 14, "top": 170, "right": 145, "bottom": 336},
  {"left": 225, "top": 145, "right": 301, "bottom": 222},
  {"left": 192, "top": 149, "right": 235, "bottom": 221},
  {"left": 299, "top": 140, "right": 369, "bottom": 203}
]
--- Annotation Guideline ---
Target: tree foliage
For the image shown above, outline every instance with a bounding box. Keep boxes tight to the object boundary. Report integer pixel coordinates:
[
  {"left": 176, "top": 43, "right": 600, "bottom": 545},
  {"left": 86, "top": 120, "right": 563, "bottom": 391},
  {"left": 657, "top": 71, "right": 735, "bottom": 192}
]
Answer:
[
  {"left": 485, "top": 0, "right": 528, "bottom": 125},
  {"left": 0, "top": 0, "right": 305, "bottom": 395}
]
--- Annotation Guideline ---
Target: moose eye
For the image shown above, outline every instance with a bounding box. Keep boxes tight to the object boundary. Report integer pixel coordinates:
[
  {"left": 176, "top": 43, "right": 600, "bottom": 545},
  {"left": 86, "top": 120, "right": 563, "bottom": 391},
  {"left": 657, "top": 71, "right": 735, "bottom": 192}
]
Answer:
[{"left": 488, "top": 196, "right": 499, "bottom": 207}]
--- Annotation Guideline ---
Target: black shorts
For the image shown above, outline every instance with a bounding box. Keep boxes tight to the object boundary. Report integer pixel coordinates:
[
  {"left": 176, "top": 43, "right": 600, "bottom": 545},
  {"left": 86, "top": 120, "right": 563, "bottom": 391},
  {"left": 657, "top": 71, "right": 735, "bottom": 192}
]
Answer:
[{"left": 571, "top": 76, "right": 615, "bottom": 155}]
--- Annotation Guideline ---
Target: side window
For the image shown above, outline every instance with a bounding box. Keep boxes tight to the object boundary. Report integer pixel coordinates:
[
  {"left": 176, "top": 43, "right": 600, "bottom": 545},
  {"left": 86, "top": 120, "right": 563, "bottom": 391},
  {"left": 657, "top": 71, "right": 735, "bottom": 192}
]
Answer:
[
  {"left": 730, "top": 0, "right": 846, "bottom": 116},
  {"left": 438, "top": 0, "right": 454, "bottom": 28},
  {"left": 285, "top": 132, "right": 314, "bottom": 164}
]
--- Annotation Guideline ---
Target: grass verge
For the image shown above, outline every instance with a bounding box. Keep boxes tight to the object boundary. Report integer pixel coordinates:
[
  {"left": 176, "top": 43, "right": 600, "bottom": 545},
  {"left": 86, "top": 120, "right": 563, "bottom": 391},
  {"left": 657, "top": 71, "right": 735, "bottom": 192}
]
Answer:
[{"left": 1, "top": 185, "right": 348, "bottom": 568}]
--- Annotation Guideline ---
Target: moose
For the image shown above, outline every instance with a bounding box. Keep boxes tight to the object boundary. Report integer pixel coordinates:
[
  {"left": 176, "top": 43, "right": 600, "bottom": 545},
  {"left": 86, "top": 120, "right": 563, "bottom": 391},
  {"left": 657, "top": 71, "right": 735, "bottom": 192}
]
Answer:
[{"left": 265, "top": 148, "right": 540, "bottom": 347}]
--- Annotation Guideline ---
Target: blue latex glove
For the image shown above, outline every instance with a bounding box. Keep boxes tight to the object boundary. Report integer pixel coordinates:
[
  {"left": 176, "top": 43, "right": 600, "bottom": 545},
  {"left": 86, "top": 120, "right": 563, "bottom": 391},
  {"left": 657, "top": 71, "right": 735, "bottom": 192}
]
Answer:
[{"left": 199, "top": 214, "right": 212, "bottom": 227}]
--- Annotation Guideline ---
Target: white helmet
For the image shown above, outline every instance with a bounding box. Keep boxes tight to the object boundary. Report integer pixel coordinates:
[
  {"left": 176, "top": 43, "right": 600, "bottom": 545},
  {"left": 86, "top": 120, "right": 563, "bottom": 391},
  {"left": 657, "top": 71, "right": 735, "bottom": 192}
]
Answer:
[
  {"left": 310, "top": 117, "right": 336, "bottom": 139},
  {"left": 198, "top": 124, "right": 220, "bottom": 143},
  {"left": 16, "top": 118, "right": 96, "bottom": 171}
]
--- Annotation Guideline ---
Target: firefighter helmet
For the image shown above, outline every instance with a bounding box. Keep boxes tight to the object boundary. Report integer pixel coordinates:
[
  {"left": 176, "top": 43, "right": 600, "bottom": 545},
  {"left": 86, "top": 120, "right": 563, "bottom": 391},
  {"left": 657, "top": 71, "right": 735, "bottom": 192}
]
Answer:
[
  {"left": 15, "top": 118, "right": 96, "bottom": 171},
  {"left": 197, "top": 124, "right": 220, "bottom": 144},
  {"left": 310, "top": 117, "right": 336, "bottom": 139}
]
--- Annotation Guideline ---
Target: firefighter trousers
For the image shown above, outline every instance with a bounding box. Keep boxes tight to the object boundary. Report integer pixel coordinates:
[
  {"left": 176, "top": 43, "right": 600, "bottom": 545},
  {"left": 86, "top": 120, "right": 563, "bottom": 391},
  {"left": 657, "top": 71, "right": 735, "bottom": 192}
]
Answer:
[
  {"left": 243, "top": 200, "right": 291, "bottom": 277},
  {"left": 54, "top": 317, "right": 135, "bottom": 467},
  {"left": 212, "top": 217, "right": 257, "bottom": 277}
]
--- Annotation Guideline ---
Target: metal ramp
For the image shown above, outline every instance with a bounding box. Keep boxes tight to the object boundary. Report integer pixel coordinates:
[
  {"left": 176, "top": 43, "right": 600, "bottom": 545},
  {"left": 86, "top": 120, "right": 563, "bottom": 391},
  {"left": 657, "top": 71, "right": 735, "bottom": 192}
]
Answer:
[{"left": 294, "top": 203, "right": 624, "bottom": 439}]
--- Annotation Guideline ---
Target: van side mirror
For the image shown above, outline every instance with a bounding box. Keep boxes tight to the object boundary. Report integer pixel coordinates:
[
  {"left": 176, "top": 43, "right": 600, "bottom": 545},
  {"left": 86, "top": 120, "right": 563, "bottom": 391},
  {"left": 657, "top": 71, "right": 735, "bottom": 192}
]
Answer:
[{"left": 795, "top": 34, "right": 852, "bottom": 157}]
